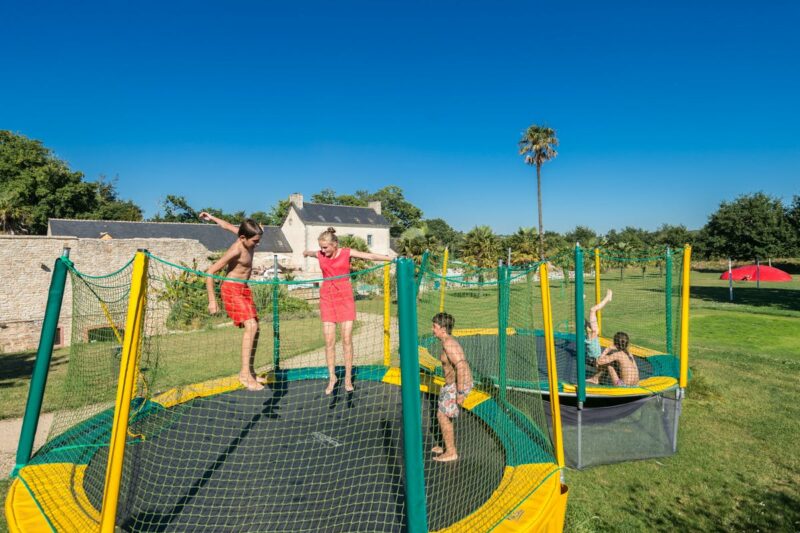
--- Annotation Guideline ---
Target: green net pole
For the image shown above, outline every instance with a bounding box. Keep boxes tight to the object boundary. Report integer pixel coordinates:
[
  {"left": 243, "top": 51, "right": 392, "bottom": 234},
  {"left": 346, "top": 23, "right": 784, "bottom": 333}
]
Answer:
[
  {"left": 574, "top": 244, "right": 586, "bottom": 403},
  {"left": 498, "top": 261, "right": 509, "bottom": 406},
  {"left": 415, "top": 250, "right": 429, "bottom": 295},
  {"left": 272, "top": 254, "right": 280, "bottom": 370},
  {"left": 13, "top": 248, "right": 71, "bottom": 475},
  {"left": 397, "top": 257, "right": 429, "bottom": 533},
  {"left": 665, "top": 247, "right": 673, "bottom": 356}
]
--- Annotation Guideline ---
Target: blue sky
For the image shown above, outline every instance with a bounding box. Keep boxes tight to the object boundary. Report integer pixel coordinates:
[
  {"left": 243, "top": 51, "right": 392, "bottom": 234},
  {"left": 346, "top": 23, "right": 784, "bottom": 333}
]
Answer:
[{"left": 2, "top": 1, "right": 798, "bottom": 234}]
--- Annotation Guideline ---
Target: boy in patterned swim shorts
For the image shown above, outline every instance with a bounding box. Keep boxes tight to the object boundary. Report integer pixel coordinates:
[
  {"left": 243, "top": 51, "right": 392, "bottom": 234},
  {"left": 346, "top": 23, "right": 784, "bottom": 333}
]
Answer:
[
  {"left": 201, "top": 212, "right": 265, "bottom": 391},
  {"left": 430, "top": 312, "right": 473, "bottom": 462}
]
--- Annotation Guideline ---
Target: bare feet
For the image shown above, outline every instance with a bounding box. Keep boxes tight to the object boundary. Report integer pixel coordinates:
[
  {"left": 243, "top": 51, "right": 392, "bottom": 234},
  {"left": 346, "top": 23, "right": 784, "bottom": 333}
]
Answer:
[
  {"left": 255, "top": 374, "right": 267, "bottom": 384},
  {"left": 325, "top": 379, "right": 337, "bottom": 395},
  {"left": 431, "top": 446, "right": 444, "bottom": 454},
  {"left": 433, "top": 453, "right": 458, "bottom": 462},
  {"left": 606, "top": 289, "right": 613, "bottom": 301},
  {"left": 586, "top": 376, "right": 599, "bottom": 384},
  {"left": 239, "top": 375, "right": 264, "bottom": 391},
  {"left": 344, "top": 381, "right": 355, "bottom": 393}
]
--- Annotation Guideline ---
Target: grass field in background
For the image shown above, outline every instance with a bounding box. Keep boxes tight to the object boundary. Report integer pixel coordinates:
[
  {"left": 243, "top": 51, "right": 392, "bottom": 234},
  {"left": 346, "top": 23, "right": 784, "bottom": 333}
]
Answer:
[{"left": 2, "top": 270, "right": 798, "bottom": 532}]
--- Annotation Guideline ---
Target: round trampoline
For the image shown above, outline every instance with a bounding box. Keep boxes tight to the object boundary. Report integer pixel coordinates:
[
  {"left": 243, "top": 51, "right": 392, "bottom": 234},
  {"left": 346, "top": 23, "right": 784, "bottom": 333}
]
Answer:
[
  {"left": 7, "top": 366, "right": 564, "bottom": 532},
  {"left": 419, "top": 329, "right": 682, "bottom": 398}
]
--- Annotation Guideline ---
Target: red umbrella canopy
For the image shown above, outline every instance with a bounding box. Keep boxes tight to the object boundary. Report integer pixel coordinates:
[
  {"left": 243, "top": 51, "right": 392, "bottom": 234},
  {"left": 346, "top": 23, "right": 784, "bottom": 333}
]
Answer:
[{"left": 720, "top": 265, "right": 793, "bottom": 281}]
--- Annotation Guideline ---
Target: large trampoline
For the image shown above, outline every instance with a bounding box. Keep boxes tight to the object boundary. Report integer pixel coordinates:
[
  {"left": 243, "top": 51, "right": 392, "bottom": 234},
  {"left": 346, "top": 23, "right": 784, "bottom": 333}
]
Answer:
[
  {"left": 8, "top": 253, "right": 569, "bottom": 532},
  {"left": 8, "top": 366, "right": 565, "bottom": 532}
]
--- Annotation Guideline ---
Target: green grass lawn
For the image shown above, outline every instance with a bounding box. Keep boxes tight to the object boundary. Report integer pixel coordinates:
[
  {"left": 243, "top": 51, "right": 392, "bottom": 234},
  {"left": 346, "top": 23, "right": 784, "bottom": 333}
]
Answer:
[
  {"left": 2, "top": 270, "right": 799, "bottom": 532},
  {"left": 564, "top": 271, "right": 800, "bottom": 532}
]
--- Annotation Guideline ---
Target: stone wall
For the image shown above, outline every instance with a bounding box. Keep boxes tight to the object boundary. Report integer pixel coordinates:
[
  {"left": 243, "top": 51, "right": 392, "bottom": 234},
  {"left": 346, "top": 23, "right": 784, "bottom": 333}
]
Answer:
[{"left": 0, "top": 236, "right": 213, "bottom": 353}]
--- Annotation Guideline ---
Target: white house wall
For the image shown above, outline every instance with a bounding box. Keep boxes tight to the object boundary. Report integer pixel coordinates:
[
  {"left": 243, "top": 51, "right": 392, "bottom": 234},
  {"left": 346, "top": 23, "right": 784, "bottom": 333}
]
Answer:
[{"left": 281, "top": 207, "right": 394, "bottom": 276}]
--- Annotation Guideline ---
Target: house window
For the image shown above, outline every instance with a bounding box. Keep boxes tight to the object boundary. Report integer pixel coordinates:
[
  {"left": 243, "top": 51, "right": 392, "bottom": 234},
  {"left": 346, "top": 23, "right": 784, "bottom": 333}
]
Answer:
[
  {"left": 54, "top": 327, "right": 63, "bottom": 347},
  {"left": 367, "top": 234, "right": 373, "bottom": 246}
]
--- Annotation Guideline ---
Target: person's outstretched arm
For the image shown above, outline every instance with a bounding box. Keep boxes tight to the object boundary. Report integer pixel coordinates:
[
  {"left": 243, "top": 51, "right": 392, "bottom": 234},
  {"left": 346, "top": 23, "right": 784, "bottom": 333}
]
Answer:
[
  {"left": 349, "top": 249, "right": 392, "bottom": 262},
  {"left": 302, "top": 250, "right": 319, "bottom": 258},
  {"left": 199, "top": 211, "right": 238, "bottom": 234}
]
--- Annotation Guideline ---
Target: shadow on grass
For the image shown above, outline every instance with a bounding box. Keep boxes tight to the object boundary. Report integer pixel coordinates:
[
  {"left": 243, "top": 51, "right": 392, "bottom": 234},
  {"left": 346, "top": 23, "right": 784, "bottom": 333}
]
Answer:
[
  {"left": 690, "top": 285, "right": 800, "bottom": 313},
  {"left": 0, "top": 350, "right": 68, "bottom": 387}
]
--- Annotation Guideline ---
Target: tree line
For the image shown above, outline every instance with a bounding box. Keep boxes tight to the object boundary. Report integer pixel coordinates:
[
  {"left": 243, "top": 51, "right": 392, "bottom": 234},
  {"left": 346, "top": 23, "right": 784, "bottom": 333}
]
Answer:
[{"left": 2, "top": 130, "right": 797, "bottom": 262}]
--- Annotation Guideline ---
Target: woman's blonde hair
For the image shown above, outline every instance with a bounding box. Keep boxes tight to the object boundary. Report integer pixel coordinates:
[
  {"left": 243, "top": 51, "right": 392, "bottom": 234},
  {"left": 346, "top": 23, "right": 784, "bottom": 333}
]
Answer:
[{"left": 318, "top": 227, "right": 338, "bottom": 244}]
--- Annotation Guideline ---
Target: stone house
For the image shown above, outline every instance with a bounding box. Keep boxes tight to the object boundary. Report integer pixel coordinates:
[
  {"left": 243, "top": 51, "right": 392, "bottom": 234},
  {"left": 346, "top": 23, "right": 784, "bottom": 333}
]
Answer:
[{"left": 280, "top": 194, "right": 395, "bottom": 276}]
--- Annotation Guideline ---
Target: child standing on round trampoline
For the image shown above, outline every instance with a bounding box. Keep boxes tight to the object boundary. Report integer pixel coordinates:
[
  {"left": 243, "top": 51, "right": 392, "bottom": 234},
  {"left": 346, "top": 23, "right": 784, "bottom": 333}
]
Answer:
[
  {"left": 430, "top": 312, "right": 473, "bottom": 463},
  {"left": 304, "top": 227, "right": 392, "bottom": 394},
  {"left": 201, "top": 212, "right": 265, "bottom": 391}
]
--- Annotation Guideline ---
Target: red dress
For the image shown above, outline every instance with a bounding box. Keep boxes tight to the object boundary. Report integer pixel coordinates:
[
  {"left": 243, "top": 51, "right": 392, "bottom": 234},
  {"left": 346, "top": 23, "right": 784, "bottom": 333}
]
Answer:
[{"left": 318, "top": 248, "right": 356, "bottom": 323}]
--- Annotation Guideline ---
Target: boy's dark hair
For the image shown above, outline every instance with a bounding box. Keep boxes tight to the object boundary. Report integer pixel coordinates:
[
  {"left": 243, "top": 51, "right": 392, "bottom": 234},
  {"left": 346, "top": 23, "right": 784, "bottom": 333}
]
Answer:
[
  {"left": 613, "top": 331, "right": 630, "bottom": 355},
  {"left": 432, "top": 312, "right": 455, "bottom": 334},
  {"left": 238, "top": 219, "right": 264, "bottom": 239}
]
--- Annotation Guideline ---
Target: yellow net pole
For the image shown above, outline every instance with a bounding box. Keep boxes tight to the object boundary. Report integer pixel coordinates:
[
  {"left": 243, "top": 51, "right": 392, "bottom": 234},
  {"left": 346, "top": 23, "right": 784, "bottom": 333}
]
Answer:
[
  {"left": 540, "top": 263, "right": 565, "bottom": 468},
  {"left": 383, "top": 263, "right": 391, "bottom": 366},
  {"left": 100, "top": 251, "right": 149, "bottom": 532},
  {"left": 679, "top": 244, "right": 692, "bottom": 388},
  {"left": 438, "top": 247, "right": 449, "bottom": 312},
  {"left": 594, "top": 247, "right": 602, "bottom": 336}
]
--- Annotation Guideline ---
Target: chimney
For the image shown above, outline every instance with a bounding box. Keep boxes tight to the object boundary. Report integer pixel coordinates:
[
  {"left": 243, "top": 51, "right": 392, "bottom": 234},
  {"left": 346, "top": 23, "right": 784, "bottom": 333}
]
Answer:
[
  {"left": 289, "top": 193, "right": 303, "bottom": 209},
  {"left": 368, "top": 200, "right": 382, "bottom": 215}
]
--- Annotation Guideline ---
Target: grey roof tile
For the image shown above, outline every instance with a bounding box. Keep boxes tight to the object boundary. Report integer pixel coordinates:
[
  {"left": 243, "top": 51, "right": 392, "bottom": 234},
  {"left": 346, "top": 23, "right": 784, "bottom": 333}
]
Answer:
[
  {"left": 48, "top": 219, "right": 293, "bottom": 253},
  {"left": 294, "top": 203, "right": 389, "bottom": 227}
]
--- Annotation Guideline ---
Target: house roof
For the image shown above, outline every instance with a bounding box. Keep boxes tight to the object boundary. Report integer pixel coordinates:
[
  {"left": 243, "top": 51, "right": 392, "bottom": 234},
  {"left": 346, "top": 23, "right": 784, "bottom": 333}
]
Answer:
[
  {"left": 48, "top": 219, "right": 293, "bottom": 253},
  {"left": 293, "top": 203, "right": 390, "bottom": 227}
]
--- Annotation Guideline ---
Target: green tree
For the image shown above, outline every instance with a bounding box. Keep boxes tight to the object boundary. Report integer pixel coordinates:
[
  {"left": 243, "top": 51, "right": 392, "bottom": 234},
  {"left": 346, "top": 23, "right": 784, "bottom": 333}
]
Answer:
[
  {"left": 505, "top": 227, "right": 538, "bottom": 265},
  {"left": 89, "top": 176, "right": 143, "bottom": 221},
  {"left": 701, "top": 192, "right": 794, "bottom": 260},
  {"left": 397, "top": 224, "right": 440, "bottom": 263},
  {"left": 518, "top": 124, "right": 559, "bottom": 260},
  {"left": 787, "top": 195, "right": 800, "bottom": 256},
  {"left": 310, "top": 188, "right": 338, "bottom": 204},
  {"left": 460, "top": 225, "right": 501, "bottom": 268},
  {"left": 564, "top": 226, "right": 599, "bottom": 249},
  {"left": 0, "top": 130, "right": 114, "bottom": 234},
  {"left": 152, "top": 195, "right": 198, "bottom": 222},
  {"left": 368, "top": 185, "right": 423, "bottom": 237},
  {"left": 338, "top": 234, "right": 371, "bottom": 272},
  {"left": 264, "top": 199, "right": 291, "bottom": 225},
  {"left": 653, "top": 224, "right": 693, "bottom": 251},
  {"left": 423, "top": 218, "right": 463, "bottom": 254},
  {"left": 543, "top": 231, "right": 569, "bottom": 258}
]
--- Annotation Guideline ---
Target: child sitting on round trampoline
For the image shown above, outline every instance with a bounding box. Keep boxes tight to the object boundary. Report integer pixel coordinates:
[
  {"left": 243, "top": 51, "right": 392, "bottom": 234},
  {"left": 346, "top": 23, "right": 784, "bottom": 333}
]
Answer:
[
  {"left": 587, "top": 331, "right": 640, "bottom": 387},
  {"left": 201, "top": 212, "right": 265, "bottom": 391}
]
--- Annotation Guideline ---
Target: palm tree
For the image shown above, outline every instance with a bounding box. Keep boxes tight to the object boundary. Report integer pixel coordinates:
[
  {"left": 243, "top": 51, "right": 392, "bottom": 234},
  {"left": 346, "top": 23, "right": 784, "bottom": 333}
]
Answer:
[
  {"left": 519, "top": 124, "right": 559, "bottom": 260},
  {"left": 507, "top": 227, "right": 538, "bottom": 265},
  {"left": 460, "top": 226, "right": 501, "bottom": 269}
]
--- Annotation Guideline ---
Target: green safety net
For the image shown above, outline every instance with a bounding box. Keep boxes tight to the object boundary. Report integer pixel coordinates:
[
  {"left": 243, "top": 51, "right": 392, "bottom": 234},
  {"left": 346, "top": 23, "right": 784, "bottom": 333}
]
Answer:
[
  {"left": 14, "top": 249, "right": 561, "bottom": 531},
  {"left": 546, "top": 247, "right": 685, "bottom": 395}
]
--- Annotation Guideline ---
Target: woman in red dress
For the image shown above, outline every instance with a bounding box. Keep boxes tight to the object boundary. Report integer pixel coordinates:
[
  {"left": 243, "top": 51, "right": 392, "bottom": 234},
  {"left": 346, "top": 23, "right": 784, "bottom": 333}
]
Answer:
[{"left": 304, "top": 227, "right": 392, "bottom": 394}]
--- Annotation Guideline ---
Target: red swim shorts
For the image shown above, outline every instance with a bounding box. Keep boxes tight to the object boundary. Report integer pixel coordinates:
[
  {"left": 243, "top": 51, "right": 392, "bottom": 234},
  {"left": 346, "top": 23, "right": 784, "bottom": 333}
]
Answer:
[{"left": 220, "top": 281, "right": 258, "bottom": 327}]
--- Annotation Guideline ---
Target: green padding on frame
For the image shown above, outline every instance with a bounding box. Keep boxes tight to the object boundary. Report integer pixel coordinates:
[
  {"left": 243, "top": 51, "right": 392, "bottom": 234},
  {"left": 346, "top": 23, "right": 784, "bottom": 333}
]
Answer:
[{"left": 471, "top": 400, "right": 554, "bottom": 467}]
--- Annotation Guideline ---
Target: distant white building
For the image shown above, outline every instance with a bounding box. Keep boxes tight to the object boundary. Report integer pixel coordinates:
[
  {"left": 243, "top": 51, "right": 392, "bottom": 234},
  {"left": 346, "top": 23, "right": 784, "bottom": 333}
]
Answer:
[{"left": 280, "top": 193, "right": 396, "bottom": 276}]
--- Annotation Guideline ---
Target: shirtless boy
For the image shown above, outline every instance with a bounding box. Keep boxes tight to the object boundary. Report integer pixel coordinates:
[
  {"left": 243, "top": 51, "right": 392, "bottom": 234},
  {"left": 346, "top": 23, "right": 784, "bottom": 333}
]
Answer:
[
  {"left": 201, "top": 212, "right": 265, "bottom": 391},
  {"left": 430, "top": 312, "right": 473, "bottom": 463},
  {"left": 587, "top": 331, "right": 640, "bottom": 387}
]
